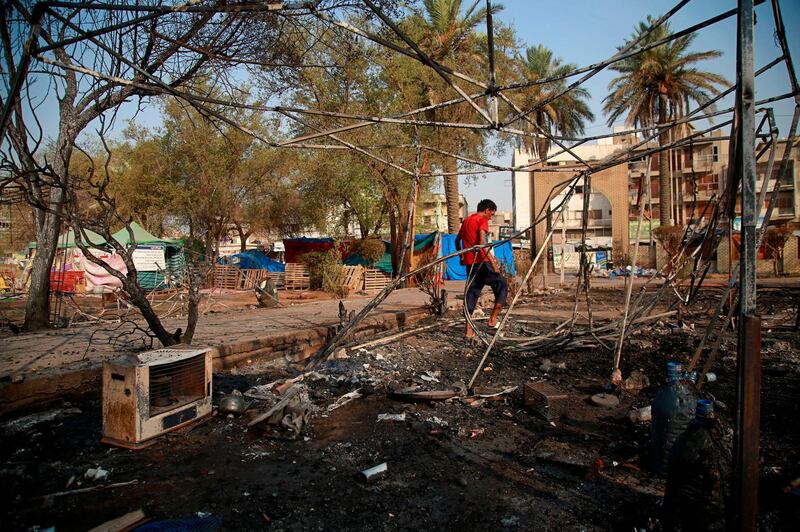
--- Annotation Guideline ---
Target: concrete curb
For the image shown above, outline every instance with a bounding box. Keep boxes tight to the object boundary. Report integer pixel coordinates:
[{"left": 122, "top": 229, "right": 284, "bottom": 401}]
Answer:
[{"left": 0, "top": 306, "right": 433, "bottom": 418}]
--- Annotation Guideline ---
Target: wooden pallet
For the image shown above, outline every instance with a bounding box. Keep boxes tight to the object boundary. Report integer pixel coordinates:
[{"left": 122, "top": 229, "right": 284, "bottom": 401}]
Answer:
[
  {"left": 363, "top": 268, "right": 391, "bottom": 291},
  {"left": 214, "top": 265, "right": 241, "bottom": 290},
  {"left": 239, "top": 269, "right": 270, "bottom": 290},
  {"left": 341, "top": 265, "right": 364, "bottom": 291},
  {"left": 284, "top": 262, "right": 310, "bottom": 290}
]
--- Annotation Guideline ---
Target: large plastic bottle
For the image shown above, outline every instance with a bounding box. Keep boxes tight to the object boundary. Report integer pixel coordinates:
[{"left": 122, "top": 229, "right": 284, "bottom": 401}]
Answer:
[
  {"left": 649, "top": 361, "right": 696, "bottom": 475},
  {"left": 663, "top": 400, "right": 731, "bottom": 531}
]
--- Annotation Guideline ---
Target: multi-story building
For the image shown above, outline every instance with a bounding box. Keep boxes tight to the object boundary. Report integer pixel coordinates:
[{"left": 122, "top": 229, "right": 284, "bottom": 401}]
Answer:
[
  {"left": 487, "top": 211, "right": 512, "bottom": 241},
  {"left": 0, "top": 191, "right": 35, "bottom": 260},
  {"left": 512, "top": 129, "right": 800, "bottom": 272},
  {"left": 416, "top": 193, "right": 468, "bottom": 233}
]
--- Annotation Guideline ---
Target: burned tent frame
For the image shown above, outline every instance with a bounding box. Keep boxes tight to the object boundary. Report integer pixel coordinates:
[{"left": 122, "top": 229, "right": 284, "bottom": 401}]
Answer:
[{"left": 2, "top": 1, "right": 799, "bottom": 528}]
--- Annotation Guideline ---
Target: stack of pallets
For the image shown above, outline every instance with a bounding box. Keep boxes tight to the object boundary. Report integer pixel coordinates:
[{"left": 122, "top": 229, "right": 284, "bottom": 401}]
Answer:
[{"left": 284, "top": 263, "right": 310, "bottom": 290}]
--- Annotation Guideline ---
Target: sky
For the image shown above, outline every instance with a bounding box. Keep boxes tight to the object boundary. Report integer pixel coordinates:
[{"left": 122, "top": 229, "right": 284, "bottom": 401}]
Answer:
[{"left": 455, "top": 0, "right": 800, "bottom": 213}]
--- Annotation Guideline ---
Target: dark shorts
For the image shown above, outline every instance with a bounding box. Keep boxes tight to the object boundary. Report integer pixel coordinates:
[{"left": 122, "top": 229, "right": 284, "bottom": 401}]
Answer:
[{"left": 464, "top": 262, "right": 508, "bottom": 314}]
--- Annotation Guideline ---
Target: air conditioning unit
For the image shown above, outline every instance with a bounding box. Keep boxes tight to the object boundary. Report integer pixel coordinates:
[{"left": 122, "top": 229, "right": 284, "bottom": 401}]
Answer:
[{"left": 102, "top": 347, "right": 213, "bottom": 449}]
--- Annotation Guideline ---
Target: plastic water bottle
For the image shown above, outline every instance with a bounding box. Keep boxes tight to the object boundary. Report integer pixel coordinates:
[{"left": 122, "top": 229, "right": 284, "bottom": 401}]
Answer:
[
  {"left": 650, "top": 362, "right": 696, "bottom": 475},
  {"left": 663, "top": 399, "right": 730, "bottom": 531}
]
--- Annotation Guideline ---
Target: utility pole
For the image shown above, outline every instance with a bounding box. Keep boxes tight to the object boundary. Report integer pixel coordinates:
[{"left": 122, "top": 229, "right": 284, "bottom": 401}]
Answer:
[{"left": 732, "top": 1, "right": 761, "bottom": 530}]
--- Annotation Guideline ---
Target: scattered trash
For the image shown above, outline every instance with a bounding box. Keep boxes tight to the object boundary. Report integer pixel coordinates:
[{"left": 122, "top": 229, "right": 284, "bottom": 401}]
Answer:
[
  {"left": 218, "top": 392, "right": 249, "bottom": 415},
  {"left": 524, "top": 381, "right": 568, "bottom": 420},
  {"left": 538, "top": 359, "right": 566, "bottom": 372},
  {"left": 327, "top": 389, "right": 363, "bottom": 412},
  {"left": 377, "top": 413, "right": 407, "bottom": 422},
  {"left": 472, "top": 386, "right": 518, "bottom": 399},
  {"left": 457, "top": 427, "right": 485, "bottom": 439},
  {"left": 628, "top": 405, "right": 652, "bottom": 423},
  {"left": 610, "top": 369, "right": 623, "bottom": 386},
  {"left": 84, "top": 467, "right": 109, "bottom": 482},
  {"left": 705, "top": 372, "right": 717, "bottom": 383},
  {"left": 360, "top": 462, "right": 388, "bottom": 482},
  {"left": 426, "top": 416, "right": 449, "bottom": 427},
  {"left": 590, "top": 393, "right": 620, "bottom": 408},
  {"left": 247, "top": 384, "right": 312, "bottom": 433},
  {"left": 419, "top": 370, "right": 441, "bottom": 383},
  {"left": 620, "top": 370, "right": 649, "bottom": 393},
  {"left": 389, "top": 385, "right": 463, "bottom": 402}
]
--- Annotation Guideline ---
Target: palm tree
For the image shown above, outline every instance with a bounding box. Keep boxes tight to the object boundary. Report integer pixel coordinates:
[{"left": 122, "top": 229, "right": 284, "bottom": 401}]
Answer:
[
  {"left": 417, "top": 0, "right": 500, "bottom": 233},
  {"left": 603, "top": 17, "right": 728, "bottom": 227},
  {"left": 511, "top": 44, "right": 595, "bottom": 161}
]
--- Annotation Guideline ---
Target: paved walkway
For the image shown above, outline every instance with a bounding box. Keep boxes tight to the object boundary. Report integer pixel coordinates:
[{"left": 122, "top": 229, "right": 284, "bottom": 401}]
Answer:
[{"left": 1, "top": 286, "right": 450, "bottom": 379}]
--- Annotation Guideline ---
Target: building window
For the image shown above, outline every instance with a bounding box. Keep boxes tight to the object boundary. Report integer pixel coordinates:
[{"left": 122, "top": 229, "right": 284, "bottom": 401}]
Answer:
[
  {"left": 711, "top": 146, "right": 719, "bottom": 162},
  {"left": 0, "top": 207, "right": 11, "bottom": 233}
]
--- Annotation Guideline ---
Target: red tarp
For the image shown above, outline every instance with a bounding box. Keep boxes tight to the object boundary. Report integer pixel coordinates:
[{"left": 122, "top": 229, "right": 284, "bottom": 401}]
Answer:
[{"left": 283, "top": 238, "right": 352, "bottom": 263}]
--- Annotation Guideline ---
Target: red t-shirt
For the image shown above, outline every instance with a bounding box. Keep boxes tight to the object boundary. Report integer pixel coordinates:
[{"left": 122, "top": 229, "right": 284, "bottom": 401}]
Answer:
[{"left": 457, "top": 212, "right": 489, "bottom": 265}]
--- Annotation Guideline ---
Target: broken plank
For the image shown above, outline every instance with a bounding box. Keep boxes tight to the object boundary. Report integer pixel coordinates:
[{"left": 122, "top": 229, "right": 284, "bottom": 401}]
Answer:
[{"left": 88, "top": 509, "right": 147, "bottom": 532}]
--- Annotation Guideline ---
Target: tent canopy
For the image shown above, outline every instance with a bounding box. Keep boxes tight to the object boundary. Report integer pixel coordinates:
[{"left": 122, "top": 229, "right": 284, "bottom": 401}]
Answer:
[
  {"left": 111, "top": 222, "right": 182, "bottom": 247},
  {"left": 29, "top": 222, "right": 181, "bottom": 250}
]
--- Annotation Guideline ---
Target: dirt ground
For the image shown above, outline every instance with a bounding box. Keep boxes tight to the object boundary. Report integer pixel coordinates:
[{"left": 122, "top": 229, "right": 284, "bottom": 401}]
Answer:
[{"left": 1, "top": 287, "right": 798, "bottom": 531}]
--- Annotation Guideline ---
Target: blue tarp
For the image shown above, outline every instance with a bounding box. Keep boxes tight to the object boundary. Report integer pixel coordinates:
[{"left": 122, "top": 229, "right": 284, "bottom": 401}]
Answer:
[
  {"left": 223, "top": 249, "right": 285, "bottom": 272},
  {"left": 440, "top": 233, "right": 516, "bottom": 281},
  {"left": 343, "top": 240, "right": 393, "bottom": 274}
]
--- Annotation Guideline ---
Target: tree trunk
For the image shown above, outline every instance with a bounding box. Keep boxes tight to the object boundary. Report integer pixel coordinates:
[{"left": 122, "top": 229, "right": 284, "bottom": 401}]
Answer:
[
  {"left": 127, "top": 286, "right": 178, "bottom": 346},
  {"left": 182, "top": 273, "right": 203, "bottom": 344},
  {"left": 234, "top": 223, "right": 248, "bottom": 252},
  {"left": 658, "top": 94, "right": 672, "bottom": 227},
  {"left": 389, "top": 207, "right": 399, "bottom": 275},
  {"left": 23, "top": 157, "right": 68, "bottom": 331},
  {"left": 23, "top": 211, "right": 62, "bottom": 330},
  {"left": 443, "top": 155, "right": 460, "bottom": 233}
]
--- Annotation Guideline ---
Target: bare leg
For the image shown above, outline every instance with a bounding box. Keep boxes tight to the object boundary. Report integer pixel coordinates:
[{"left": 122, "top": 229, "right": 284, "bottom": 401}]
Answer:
[{"left": 488, "top": 303, "right": 502, "bottom": 327}]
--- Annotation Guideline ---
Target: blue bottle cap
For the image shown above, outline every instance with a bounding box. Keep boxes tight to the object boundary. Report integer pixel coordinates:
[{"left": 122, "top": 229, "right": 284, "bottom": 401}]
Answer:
[
  {"left": 666, "top": 361, "right": 682, "bottom": 382},
  {"left": 696, "top": 399, "right": 714, "bottom": 417}
]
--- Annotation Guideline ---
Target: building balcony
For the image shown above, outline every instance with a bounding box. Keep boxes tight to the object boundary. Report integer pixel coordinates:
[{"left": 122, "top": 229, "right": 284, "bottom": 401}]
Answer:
[{"left": 690, "top": 155, "right": 719, "bottom": 171}]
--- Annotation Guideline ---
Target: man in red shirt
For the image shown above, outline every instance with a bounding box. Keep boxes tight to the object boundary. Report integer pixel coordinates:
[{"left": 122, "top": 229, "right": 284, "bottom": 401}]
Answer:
[{"left": 455, "top": 199, "right": 508, "bottom": 338}]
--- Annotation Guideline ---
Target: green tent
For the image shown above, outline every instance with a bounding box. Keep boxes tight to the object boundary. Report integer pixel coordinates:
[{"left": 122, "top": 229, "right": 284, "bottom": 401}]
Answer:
[
  {"left": 109, "top": 222, "right": 184, "bottom": 290},
  {"left": 29, "top": 222, "right": 185, "bottom": 291},
  {"left": 110, "top": 222, "right": 182, "bottom": 247}
]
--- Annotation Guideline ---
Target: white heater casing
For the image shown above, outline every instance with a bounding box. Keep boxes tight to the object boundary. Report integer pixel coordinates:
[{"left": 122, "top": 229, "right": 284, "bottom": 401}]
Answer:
[{"left": 102, "top": 347, "right": 212, "bottom": 449}]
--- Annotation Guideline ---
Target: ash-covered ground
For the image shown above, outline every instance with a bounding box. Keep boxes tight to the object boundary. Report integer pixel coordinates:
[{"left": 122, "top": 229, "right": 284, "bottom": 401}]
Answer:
[{"left": 1, "top": 287, "right": 798, "bottom": 531}]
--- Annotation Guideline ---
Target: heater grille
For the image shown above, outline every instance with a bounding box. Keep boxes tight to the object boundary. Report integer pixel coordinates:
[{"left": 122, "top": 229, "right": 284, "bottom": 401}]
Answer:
[{"left": 148, "top": 354, "right": 206, "bottom": 416}]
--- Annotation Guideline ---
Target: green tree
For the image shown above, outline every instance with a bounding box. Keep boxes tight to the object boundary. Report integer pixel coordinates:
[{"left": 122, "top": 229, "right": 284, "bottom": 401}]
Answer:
[
  {"left": 509, "top": 44, "right": 594, "bottom": 160},
  {"left": 404, "top": 0, "right": 501, "bottom": 233},
  {"left": 114, "top": 97, "right": 305, "bottom": 259},
  {"left": 603, "top": 17, "right": 727, "bottom": 227}
]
